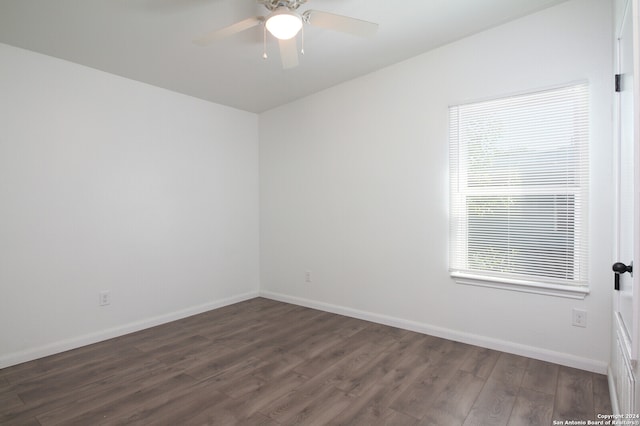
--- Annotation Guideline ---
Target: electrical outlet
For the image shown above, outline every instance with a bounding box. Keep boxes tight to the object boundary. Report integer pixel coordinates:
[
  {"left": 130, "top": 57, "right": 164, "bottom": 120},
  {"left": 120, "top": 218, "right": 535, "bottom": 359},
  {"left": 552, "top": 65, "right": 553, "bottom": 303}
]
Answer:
[
  {"left": 99, "top": 290, "right": 111, "bottom": 306},
  {"left": 305, "top": 271, "right": 312, "bottom": 283},
  {"left": 572, "top": 308, "right": 587, "bottom": 328}
]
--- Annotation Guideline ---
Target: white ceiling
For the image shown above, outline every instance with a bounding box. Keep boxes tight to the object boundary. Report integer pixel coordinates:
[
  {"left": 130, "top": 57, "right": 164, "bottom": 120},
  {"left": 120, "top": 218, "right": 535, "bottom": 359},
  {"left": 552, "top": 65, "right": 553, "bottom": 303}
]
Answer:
[{"left": 0, "top": 0, "right": 569, "bottom": 113}]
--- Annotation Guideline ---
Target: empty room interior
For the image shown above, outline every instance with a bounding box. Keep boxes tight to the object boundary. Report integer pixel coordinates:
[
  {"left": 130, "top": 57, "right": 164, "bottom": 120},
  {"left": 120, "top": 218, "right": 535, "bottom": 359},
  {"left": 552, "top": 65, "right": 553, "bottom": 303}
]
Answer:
[{"left": 1, "top": 0, "right": 639, "bottom": 424}]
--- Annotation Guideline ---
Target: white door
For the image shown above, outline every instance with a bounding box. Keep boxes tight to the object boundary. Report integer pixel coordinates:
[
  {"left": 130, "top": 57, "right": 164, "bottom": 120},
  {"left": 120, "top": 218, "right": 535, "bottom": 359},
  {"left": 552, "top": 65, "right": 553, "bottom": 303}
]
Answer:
[
  {"left": 615, "top": 0, "right": 636, "bottom": 351},
  {"left": 612, "top": 0, "right": 640, "bottom": 414}
]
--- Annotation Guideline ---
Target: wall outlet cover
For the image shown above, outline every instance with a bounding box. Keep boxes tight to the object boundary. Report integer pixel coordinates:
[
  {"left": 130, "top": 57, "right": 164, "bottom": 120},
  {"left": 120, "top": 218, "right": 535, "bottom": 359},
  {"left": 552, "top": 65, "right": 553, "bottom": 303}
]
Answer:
[
  {"left": 572, "top": 308, "right": 587, "bottom": 328},
  {"left": 99, "top": 290, "right": 111, "bottom": 306}
]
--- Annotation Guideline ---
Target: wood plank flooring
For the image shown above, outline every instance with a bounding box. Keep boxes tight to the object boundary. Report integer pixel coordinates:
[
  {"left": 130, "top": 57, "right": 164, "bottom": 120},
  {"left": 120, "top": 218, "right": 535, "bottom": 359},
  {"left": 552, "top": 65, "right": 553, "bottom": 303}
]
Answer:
[{"left": 0, "top": 298, "right": 612, "bottom": 425}]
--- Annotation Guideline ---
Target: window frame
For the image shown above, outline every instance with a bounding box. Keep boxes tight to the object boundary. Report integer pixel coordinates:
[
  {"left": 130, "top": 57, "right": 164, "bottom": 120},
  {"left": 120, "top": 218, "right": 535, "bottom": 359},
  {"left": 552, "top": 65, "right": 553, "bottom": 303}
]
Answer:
[{"left": 448, "top": 83, "right": 590, "bottom": 299}]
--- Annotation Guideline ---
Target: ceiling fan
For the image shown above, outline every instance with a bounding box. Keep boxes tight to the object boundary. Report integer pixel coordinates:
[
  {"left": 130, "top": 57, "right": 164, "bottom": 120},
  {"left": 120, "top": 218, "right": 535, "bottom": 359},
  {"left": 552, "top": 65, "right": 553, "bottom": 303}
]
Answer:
[{"left": 194, "top": 0, "right": 378, "bottom": 69}]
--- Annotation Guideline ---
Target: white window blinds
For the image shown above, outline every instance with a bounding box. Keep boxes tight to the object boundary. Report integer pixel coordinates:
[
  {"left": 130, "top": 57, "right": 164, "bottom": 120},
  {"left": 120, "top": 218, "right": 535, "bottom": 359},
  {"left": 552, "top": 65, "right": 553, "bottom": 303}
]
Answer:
[{"left": 449, "top": 84, "right": 589, "bottom": 289}]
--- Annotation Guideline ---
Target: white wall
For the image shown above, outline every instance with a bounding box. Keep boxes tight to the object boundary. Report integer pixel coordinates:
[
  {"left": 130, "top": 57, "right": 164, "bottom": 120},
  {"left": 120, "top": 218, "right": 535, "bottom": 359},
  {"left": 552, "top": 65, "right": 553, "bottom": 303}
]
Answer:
[
  {"left": 0, "top": 43, "right": 259, "bottom": 367},
  {"left": 260, "top": 0, "right": 613, "bottom": 372}
]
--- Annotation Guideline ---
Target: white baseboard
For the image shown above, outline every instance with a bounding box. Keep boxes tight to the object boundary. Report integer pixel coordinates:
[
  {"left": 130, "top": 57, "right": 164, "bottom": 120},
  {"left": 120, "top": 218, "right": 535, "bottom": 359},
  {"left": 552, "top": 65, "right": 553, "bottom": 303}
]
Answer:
[
  {"left": 0, "top": 291, "right": 259, "bottom": 369},
  {"left": 3, "top": 289, "right": 607, "bottom": 374},
  {"left": 260, "top": 290, "right": 608, "bottom": 374}
]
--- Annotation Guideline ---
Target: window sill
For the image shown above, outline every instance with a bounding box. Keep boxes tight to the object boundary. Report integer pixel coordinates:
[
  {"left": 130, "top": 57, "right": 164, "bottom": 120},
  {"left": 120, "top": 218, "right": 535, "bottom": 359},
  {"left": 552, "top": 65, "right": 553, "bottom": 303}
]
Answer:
[{"left": 451, "top": 272, "right": 589, "bottom": 299}]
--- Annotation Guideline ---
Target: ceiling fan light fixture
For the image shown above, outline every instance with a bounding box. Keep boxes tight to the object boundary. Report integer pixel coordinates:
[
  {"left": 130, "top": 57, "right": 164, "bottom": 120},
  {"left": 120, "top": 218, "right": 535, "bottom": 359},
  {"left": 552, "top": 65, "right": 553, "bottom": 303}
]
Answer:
[{"left": 265, "top": 7, "right": 303, "bottom": 40}]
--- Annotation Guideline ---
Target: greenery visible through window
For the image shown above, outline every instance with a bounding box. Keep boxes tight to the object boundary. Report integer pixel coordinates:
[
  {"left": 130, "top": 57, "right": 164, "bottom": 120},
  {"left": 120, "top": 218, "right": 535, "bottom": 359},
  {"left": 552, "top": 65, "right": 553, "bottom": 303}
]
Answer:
[{"left": 449, "top": 83, "right": 589, "bottom": 289}]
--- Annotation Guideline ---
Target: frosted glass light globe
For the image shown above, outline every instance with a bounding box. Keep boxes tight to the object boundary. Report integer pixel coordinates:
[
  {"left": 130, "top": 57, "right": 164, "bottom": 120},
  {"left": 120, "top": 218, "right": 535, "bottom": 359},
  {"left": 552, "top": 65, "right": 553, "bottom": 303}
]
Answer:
[{"left": 266, "top": 8, "right": 303, "bottom": 40}]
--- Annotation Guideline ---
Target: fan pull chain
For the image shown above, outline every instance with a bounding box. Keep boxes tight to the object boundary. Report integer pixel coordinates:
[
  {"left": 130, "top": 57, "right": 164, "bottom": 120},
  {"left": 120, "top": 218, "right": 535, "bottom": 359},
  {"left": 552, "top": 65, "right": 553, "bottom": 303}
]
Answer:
[
  {"left": 301, "top": 25, "right": 305, "bottom": 55},
  {"left": 262, "top": 25, "right": 268, "bottom": 59}
]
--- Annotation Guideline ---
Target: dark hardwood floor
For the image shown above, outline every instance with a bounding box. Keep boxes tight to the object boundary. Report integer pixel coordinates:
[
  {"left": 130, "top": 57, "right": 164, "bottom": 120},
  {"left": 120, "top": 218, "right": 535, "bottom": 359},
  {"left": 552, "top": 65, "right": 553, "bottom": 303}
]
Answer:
[{"left": 0, "top": 298, "right": 611, "bottom": 425}]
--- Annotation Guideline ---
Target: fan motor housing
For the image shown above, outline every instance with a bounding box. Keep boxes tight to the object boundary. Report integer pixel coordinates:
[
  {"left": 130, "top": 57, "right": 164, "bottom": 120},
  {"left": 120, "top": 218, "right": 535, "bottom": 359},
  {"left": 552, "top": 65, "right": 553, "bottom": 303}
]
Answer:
[{"left": 259, "top": 0, "right": 307, "bottom": 11}]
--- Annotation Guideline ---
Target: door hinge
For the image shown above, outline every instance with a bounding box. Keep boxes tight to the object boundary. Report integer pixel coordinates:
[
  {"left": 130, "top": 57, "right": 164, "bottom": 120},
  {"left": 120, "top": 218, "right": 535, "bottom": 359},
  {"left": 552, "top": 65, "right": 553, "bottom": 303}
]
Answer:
[{"left": 615, "top": 74, "right": 621, "bottom": 92}]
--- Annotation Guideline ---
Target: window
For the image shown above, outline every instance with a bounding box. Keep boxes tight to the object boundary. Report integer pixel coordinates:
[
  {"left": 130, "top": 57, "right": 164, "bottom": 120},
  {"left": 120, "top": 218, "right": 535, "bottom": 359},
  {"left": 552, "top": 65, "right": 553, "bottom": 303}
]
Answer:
[{"left": 449, "top": 83, "right": 589, "bottom": 297}]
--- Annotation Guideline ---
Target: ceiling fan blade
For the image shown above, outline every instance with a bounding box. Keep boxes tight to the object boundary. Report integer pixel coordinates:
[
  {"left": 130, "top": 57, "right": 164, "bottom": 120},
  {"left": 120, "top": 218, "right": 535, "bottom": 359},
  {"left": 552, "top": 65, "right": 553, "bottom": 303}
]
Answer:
[
  {"left": 303, "top": 10, "right": 378, "bottom": 38},
  {"left": 278, "top": 38, "right": 299, "bottom": 69},
  {"left": 194, "top": 16, "right": 264, "bottom": 46}
]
